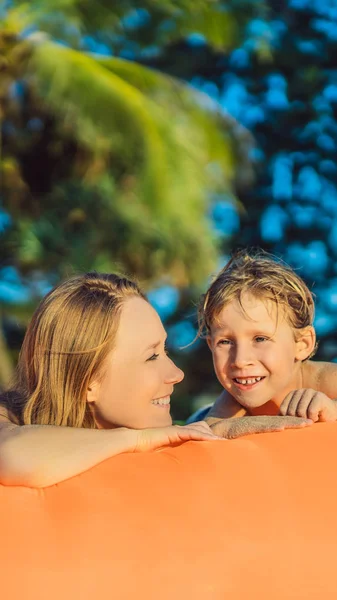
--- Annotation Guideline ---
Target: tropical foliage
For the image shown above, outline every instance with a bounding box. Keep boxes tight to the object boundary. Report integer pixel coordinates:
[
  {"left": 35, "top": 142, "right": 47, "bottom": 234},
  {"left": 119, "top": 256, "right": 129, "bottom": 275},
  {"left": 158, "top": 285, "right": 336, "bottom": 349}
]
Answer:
[
  {"left": 0, "top": 2, "right": 260, "bottom": 286},
  {"left": 0, "top": 0, "right": 265, "bottom": 387}
]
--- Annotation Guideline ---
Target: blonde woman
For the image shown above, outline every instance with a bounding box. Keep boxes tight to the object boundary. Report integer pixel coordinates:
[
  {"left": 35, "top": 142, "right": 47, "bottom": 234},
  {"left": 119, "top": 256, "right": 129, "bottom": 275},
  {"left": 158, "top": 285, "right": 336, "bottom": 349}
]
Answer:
[{"left": 0, "top": 272, "right": 310, "bottom": 488}]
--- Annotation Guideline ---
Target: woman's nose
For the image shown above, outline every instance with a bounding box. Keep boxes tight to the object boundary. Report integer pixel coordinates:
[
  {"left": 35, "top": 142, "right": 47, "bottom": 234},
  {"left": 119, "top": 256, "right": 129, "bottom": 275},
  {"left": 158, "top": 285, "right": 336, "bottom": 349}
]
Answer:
[{"left": 166, "top": 358, "right": 184, "bottom": 384}]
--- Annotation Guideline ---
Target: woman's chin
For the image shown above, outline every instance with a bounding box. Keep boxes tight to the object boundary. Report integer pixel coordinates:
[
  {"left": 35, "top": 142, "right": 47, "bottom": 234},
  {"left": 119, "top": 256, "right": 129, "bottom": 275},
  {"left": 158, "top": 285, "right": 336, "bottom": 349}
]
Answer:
[
  {"left": 150, "top": 413, "right": 172, "bottom": 428},
  {"left": 99, "top": 410, "right": 173, "bottom": 430}
]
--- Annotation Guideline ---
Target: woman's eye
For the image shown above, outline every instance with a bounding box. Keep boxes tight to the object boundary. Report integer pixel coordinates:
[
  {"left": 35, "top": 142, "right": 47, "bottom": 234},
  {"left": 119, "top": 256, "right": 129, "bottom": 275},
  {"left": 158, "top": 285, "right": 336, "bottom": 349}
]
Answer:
[
  {"left": 147, "top": 353, "right": 159, "bottom": 362},
  {"left": 146, "top": 344, "right": 169, "bottom": 362},
  {"left": 255, "top": 336, "right": 268, "bottom": 343}
]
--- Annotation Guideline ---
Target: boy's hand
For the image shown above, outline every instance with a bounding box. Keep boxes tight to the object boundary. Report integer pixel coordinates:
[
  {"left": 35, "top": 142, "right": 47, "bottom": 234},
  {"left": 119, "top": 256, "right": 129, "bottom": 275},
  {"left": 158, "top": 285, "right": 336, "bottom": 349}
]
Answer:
[
  {"left": 279, "top": 389, "right": 337, "bottom": 422},
  {"left": 207, "top": 415, "right": 312, "bottom": 439}
]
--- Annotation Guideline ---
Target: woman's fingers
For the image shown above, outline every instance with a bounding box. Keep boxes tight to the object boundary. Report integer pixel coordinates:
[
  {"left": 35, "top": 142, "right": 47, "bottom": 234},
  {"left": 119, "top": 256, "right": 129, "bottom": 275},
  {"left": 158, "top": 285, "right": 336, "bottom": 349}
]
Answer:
[
  {"left": 176, "top": 423, "right": 223, "bottom": 441},
  {"left": 135, "top": 426, "right": 214, "bottom": 452},
  {"left": 185, "top": 420, "right": 210, "bottom": 431}
]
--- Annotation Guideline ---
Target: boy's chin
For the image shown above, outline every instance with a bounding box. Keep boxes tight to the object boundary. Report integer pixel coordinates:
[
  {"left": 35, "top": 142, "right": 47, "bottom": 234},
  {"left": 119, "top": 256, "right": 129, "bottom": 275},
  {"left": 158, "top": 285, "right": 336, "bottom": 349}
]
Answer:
[{"left": 237, "top": 398, "right": 280, "bottom": 415}]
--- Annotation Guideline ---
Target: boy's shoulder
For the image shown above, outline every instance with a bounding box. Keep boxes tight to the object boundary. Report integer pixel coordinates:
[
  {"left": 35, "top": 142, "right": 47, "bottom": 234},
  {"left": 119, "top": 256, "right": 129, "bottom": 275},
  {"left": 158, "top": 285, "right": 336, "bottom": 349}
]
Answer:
[{"left": 303, "top": 360, "right": 337, "bottom": 398}]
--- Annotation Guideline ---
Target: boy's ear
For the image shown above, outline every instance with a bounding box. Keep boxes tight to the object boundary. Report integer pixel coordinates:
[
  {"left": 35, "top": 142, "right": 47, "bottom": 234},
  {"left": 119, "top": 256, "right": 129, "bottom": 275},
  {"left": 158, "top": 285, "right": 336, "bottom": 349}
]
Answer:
[
  {"left": 206, "top": 336, "right": 214, "bottom": 352},
  {"left": 295, "top": 326, "right": 316, "bottom": 361}
]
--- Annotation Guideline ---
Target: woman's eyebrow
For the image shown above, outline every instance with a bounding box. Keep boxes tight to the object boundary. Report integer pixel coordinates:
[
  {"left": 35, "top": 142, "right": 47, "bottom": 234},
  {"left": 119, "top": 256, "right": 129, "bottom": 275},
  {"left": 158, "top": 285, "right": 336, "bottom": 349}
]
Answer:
[
  {"left": 144, "top": 341, "right": 160, "bottom": 352},
  {"left": 143, "top": 335, "right": 167, "bottom": 353}
]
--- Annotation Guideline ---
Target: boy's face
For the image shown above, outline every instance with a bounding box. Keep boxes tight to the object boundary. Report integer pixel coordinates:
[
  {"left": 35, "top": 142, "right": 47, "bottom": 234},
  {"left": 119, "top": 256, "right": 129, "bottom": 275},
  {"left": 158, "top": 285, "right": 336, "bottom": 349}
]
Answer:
[{"left": 207, "top": 293, "right": 314, "bottom": 410}]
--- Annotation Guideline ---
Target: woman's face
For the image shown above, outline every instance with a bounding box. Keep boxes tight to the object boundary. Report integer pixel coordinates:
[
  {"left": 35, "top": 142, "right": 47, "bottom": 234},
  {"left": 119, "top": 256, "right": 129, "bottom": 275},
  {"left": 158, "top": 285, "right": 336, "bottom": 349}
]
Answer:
[{"left": 87, "top": 297, "right": 184, "bottom": 429}]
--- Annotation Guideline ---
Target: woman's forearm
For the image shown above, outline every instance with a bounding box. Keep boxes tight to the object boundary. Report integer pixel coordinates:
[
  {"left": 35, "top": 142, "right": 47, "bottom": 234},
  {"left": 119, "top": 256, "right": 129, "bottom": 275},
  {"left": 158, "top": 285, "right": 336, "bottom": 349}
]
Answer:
[{"left": 0, "top": 424, "right": 138, "bottom": 488}]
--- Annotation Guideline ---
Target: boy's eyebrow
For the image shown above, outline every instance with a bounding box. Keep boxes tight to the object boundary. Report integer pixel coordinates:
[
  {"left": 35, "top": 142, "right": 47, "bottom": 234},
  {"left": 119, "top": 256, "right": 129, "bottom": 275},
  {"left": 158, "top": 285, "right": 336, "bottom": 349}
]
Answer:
[{"left": 212, "top": 323, "right": 275, "bottom": 334}]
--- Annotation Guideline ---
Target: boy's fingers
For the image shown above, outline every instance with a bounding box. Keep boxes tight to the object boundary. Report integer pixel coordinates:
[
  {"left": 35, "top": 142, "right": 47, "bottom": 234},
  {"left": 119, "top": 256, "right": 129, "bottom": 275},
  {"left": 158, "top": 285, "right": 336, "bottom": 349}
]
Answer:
[
  {"left": 286, "top": 391, "right": 304, "bottom": 416},
  {"left": 306, "top": 394, "right": 321, "bottom": 422},
  {"left": 279, "top": 392, "right": 294, "bottom": 416},
  {"left": 296, "top": 390, "right": 314, "bottom": 418}
]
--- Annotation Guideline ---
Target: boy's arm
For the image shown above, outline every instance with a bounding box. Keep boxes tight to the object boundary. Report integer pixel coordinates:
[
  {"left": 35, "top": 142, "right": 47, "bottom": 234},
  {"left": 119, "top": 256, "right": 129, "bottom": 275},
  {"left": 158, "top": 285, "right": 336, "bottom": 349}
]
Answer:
[
  {"left": 279, "top": 362, "right": 337, "bottom": 422},
  {"left": 315, "top": 362, "right": 337, "bottom": 399},
  {"left": 205, "top": 390, "right": 247, "bottom": 425}
]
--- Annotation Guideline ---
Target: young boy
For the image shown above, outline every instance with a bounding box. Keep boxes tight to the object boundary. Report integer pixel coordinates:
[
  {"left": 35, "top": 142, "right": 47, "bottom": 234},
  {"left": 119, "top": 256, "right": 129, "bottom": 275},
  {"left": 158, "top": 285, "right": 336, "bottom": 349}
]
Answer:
[{"left": 190, "top": 250, "right": 337, "bottom": 426}]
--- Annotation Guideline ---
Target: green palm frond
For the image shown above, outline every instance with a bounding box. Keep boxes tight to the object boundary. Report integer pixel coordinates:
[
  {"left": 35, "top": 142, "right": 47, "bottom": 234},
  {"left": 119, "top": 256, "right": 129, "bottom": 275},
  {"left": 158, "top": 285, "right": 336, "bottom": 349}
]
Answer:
[
  {"left": 10, "top": 0, "right": 268, "bottom": 51},
  {"left": 1, "top": 6, "right": 255, "bottom": 285},
  {"left": 31, "top": 46, "right": 199, "bottom": 223},
  {"left": 95, "top": 54, "right": 239, "bottom": 171}
]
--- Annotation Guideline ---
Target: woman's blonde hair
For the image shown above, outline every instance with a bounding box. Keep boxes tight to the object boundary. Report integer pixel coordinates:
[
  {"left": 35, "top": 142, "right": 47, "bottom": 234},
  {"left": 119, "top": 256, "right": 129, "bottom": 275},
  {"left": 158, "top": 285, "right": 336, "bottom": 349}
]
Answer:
[
  {"left": 7, "top": 272, "right": 145, "bottom": 428},
  {"left": 199, "top": 250, "right": 316, "bottom": 350}
]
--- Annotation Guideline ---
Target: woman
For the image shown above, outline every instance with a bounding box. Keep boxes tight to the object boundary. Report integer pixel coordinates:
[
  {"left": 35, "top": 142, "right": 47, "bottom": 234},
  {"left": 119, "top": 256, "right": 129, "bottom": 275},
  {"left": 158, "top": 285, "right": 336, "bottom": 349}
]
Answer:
[{"left": 0, "top": 272, "right": 310, "bottom": 488}]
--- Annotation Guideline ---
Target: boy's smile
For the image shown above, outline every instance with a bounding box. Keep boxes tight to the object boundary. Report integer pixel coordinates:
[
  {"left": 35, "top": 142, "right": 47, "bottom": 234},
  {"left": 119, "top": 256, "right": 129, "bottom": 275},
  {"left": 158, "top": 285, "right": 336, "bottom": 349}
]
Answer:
[
  {"left": 232, "top": 376, "right": 265, "bottom": 392},
  {"left": 207, "top": 293, "right": 314, "bottom": 411}
]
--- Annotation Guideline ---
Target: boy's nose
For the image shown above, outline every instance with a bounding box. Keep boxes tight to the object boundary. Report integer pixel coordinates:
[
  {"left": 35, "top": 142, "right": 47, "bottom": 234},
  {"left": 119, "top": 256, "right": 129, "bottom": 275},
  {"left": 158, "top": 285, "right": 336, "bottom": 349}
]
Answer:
[{"left": 230, "top": 345, "right": 255, "bottom": 369}]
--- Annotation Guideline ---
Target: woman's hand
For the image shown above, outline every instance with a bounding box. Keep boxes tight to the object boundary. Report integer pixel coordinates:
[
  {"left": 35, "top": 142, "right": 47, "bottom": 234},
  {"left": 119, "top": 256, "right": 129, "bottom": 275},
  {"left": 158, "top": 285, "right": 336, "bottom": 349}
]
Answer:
[
  {"left": 132, "top": 421, "right": 222, "bottom": 452},
  {"left": 279, "top": 389, "right": 337, "bottom": 422},
  {"left": 207, "top": 415, "right": 312, "bottom": 439}
]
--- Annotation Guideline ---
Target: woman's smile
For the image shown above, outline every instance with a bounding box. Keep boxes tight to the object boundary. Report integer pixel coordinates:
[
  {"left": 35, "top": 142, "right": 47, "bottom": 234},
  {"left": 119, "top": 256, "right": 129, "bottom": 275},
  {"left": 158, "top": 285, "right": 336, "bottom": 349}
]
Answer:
[{"left": 151, "top": 395, "right": 171, "bottom": 407}]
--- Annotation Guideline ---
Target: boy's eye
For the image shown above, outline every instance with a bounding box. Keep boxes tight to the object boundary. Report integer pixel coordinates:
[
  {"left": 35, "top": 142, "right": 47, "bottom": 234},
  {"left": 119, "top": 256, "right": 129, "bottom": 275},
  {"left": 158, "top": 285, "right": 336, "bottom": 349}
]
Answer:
[
  {"left": 255, "top": 336, "right": 269, "bottom": 343},
  {"left": 217, "top": 339, "right": 232, "bottom": 346}
]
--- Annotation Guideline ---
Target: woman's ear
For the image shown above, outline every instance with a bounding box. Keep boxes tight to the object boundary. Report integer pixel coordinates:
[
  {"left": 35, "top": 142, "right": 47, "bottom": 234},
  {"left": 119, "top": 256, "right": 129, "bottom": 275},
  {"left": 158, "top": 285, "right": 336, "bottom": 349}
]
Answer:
[
  {"left": 86, "top": 379, "right": 100, "bottom": 404},
  {"left": 295, "top": 326, "right": 316, "bottom": 361}
]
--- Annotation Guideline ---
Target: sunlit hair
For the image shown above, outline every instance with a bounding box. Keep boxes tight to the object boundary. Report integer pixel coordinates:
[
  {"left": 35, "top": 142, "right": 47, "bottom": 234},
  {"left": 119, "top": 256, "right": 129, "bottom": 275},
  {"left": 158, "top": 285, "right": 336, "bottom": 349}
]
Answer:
[
  {"left": 198, "top": 249, "right": 316, "bottom": 358},
  {"left": 7, "top": 273, "right": 146, "bottom": 428}
]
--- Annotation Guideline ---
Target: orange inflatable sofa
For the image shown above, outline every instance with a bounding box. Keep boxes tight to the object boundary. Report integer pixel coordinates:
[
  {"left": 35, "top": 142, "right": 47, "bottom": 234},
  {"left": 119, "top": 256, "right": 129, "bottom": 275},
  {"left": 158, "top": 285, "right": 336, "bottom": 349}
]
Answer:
[{"left": 1, "top": 422, "right": 337, "bottom": 600}]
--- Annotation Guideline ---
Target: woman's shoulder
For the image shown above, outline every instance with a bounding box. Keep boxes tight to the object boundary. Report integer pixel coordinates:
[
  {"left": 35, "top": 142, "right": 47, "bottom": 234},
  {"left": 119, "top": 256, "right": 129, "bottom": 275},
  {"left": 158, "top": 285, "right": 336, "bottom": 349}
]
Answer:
[
  {"left": 0, "top": 405, "right": 17, "bottom": 425},
  {"left": 0, "top": 390, "right": 21, "bottom": 429},
  {"left": 0, "top": 411, "right": 19, "bottom": 445}
]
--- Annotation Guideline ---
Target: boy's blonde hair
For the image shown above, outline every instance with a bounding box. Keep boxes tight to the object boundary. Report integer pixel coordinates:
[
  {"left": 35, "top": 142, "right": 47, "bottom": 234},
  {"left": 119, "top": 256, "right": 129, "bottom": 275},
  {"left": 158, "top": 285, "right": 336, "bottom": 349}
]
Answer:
[
  {"left": 6, "top": 272, "right": 145, "bottom": 428},
  {"left": 199, "top": 250, "right": 316, "bottom": 353}
]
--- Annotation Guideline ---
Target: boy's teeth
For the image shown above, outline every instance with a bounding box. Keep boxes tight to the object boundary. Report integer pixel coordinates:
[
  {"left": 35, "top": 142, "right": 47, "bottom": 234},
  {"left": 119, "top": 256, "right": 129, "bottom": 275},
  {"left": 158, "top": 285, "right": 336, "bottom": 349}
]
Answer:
[
  {"left": 152, "top": 396, "right": 170, "bottom": 406},
  {"left": 234, "top": 377, "right": 263, "bottom": 385}
]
